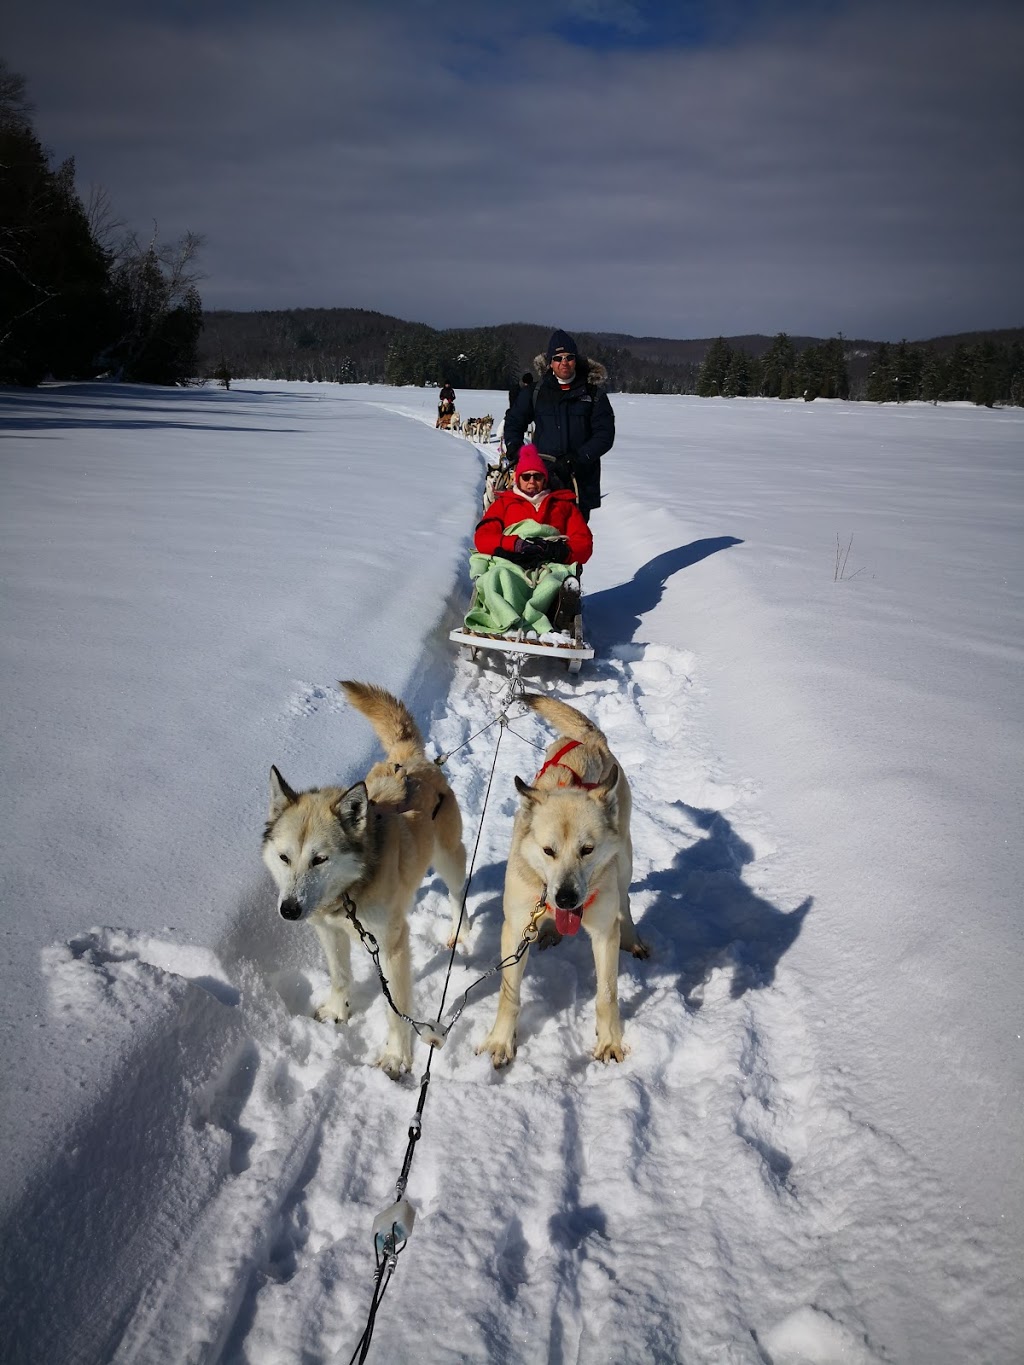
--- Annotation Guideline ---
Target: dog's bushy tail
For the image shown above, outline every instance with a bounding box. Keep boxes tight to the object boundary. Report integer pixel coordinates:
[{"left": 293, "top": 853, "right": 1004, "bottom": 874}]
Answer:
[
  {"left": 525, "top": 693, "right": 607, "bottom": 745},
  {"left": 339, "top": 681, "right": 426, "bottom": 764}
]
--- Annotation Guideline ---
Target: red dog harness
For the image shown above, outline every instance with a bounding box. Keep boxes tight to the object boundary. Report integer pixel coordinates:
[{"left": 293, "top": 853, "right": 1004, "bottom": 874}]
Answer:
[
  {"left": 535, "top": 740, "right": 600, "bottom": 790},
  {"left": 535, "top": 740, "right": 599, "bottom": 934}
]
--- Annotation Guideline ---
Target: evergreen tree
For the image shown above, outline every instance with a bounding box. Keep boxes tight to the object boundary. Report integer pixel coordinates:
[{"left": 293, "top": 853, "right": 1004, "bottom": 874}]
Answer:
[
  {"left": 696, "top": 337, "right": 732, "bottom": 396},
  {"left": 746, "top": 354, "right": 764, "bottom": 397},
  {"left": 1, "top": 62, "right": 204, "bottom": 387},
  {"left": 818, "top": 336, "right": 850, "bottom": 399},
  {"left": 0, "top": 63, "right": 111, "bottom": 384},
  {"left": 1007, "top": 342, "right": 1024, "bottom": 406},
  {"left": 919, "top": 346, "right": 945, "bottom": 404},
  {"left": 795, "top": 343, "right": 823, "bottom": 400},
  {"left": 721, "top": 346, "right": 752, "bottom": 397},
  {"left": 760, "top": 332, "right": 797, "bottom": 398},
  {"left": 940, "top": 344, "right": 971, "bottom": 401},
  {"left": 889, "top": 341, "right": 921, "bottom": 403},
  {"left": 970, "top": 340, "right": 1002, "bottom": 408},
  {"left": 865, "top": 343, "right": 894, "bottom": 402},
  {"left": 384, "top": 325, "right": 433, "bottom": 385}
]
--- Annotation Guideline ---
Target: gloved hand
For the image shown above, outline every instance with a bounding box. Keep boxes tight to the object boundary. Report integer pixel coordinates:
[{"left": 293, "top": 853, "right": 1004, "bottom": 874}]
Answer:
[
  {"left": 545, "top": 540, "right": 572, "bottom": 563},
  {"left": 512, "top": 537, "right": 550, "bottom": 563}
]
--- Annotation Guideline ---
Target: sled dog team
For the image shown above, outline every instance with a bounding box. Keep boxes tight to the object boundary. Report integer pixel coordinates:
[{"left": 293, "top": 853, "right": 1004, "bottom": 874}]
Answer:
[
  {"left": 436, "top": 409, "right": 494, "bottom": 443},
  {"left": 263, "top": 681, "right": 648, "bottom": 1076}
]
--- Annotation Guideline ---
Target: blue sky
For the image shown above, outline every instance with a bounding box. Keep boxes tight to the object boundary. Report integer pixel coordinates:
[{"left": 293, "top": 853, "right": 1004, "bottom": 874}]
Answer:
[
  {"left": 544, "top": 0, "right": 840, "bottom": 52},
  {"left": 8, "top": 0, "right": 1023, "bottom": 340}
]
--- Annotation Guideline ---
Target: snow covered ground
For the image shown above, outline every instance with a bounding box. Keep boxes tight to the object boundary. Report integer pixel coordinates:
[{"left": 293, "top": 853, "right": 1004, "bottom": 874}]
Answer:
[{"left": 1, "top": 379, "right": 1021, "bottom": 1364}]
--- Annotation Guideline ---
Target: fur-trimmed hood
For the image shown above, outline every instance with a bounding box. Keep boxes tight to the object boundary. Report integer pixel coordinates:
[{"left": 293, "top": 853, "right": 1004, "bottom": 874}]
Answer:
[{"left": 532, "top": 352, "right": 609, "bottom": 387}]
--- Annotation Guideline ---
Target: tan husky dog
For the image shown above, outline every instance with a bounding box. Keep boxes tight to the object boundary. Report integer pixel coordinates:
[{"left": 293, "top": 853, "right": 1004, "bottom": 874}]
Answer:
[
  {"left": 479, "top": 694, "right": 648, "bottom": 1068},
  {"left": 263, "top": 681, "right": 467, "bottom": 1078}
]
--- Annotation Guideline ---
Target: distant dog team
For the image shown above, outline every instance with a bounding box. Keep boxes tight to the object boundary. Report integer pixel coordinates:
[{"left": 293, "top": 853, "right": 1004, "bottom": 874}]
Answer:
[
  {"left": 263, "top": 684, "right": 646, "bottom": 1075},
  {"left": 438, "top": 412, "right": 493, "bottom": 443},
  {"left": 461, "top": 415, "right": 493, "bottom": 444}
]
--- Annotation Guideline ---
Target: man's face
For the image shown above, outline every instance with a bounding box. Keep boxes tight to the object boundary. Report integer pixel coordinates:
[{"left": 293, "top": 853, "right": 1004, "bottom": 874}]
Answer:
[{"left": 550, "top": 350, "right": 577, "bottom": 381}]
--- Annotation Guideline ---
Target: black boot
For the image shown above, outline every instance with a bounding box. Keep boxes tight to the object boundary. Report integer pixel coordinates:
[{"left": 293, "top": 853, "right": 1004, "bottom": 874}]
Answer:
[{"left": 553, "top": 576, "right": 581, "bottom": 633}]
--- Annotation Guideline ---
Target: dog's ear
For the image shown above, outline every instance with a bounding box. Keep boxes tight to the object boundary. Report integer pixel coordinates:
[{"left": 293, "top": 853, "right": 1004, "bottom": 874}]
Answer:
[
  {"left": 514, "top": 775, "right": 540, "bottom": 804},
  {"left": 268, "top": 766, "right": 298, "bottom": 821},
  {"left": 589, "top": 763, "right": 620, "bottom": 812},
  {"left": 334, "top": 781, "right": 370, "bottom": 834}
]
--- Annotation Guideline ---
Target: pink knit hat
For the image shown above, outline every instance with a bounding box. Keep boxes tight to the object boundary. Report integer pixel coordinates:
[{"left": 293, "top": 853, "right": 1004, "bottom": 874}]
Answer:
[{"left": 515, "top": 445, "right": 547, "bottom": 479}]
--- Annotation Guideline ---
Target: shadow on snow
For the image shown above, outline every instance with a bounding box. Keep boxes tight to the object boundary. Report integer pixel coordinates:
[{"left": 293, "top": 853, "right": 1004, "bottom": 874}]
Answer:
[
  {"left": 584, "top": 535, "right": 744, "bottom": 647},
  {"left": 0, "top": 380, "right": 330, "bottom": 434},
  {"left": 633, "top": 803, "right": 811, "bottom": 1007}
]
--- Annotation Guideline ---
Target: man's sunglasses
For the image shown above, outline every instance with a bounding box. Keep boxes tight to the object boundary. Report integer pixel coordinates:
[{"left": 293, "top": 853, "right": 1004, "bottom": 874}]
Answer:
[
  {"left": 552, "top": 352, "right": 575, "bottom": 362},
  {"left": 519, "top": 472, "right": 546, "bottom": 482}
]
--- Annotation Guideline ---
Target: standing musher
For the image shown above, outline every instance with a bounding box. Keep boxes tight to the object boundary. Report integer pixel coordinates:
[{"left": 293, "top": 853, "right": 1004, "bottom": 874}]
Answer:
[
  {"left": 436, "top": 379, "right": 457, "bottom": 428},
  {"left": 502, "top": 329, "right": 614, "bottom": 523}
]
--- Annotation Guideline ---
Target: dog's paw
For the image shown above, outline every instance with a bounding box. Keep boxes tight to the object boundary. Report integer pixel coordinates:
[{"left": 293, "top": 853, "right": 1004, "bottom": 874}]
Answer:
[
  {"left": 536, "top": 923, "right": 563, "bottom": 951},
  {"left": 627, "top": 939, "right": 650, "bottom": 960},
  {"left": 477, "top": 1034, "right": 517, "bottom": 1069},
  {"left": 376, "top": 1050, "right": 411, "bottom": 1081},
  {"left": 314, "top": 996, "right": 350, "bottom": 1025},
  {"left": 594, "top": 1039, "right": 627, "bottom": 1063}
]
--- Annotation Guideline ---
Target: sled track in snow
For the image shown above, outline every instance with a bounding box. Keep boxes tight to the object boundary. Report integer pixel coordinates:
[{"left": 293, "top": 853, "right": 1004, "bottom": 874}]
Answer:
[{"left": 12, "top": 642, "right": 1002, "bottom": 1364}]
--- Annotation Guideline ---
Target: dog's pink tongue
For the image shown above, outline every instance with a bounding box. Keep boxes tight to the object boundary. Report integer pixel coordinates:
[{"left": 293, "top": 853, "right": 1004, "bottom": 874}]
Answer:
[{"left": 554, "top": 906, "right": 583, "bottom": 936}]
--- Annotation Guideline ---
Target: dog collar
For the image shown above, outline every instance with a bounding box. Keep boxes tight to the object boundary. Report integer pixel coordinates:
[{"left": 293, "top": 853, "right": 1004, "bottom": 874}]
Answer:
[{"left": 535, "top": 740, "right": 600, "bottom": 790}]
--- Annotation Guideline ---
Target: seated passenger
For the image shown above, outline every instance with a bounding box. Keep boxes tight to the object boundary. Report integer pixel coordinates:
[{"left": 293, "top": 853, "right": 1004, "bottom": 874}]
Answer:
[{"left": 465, "top": 446, "right": 593, "bottom": 639}]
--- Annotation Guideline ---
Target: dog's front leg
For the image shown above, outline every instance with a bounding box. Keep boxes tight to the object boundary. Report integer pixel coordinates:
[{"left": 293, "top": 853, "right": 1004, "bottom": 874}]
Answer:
[
  {"left": 312, "top": 919, "right": 353, "bottom": 1024},
  {"left": 376, "top": 921, "right": 413, "bottom": 1080},
  {"left": 590, "top": 920, "right": 626, "bottom": 1062},
  {"left": 478, "top": 912, "right": 531, "bottom": 1068}
]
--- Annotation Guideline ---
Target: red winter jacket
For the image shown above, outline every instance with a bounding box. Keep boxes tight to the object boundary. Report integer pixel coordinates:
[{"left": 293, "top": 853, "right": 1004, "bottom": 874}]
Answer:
[{"left": 474, "top": 487, "right": 593, "bottom": 565}]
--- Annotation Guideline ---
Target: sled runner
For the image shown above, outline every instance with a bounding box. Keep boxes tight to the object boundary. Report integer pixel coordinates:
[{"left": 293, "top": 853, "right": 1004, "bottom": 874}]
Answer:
[
  {"left": 449, "top": 627, "right": 594, "bottom": 675},
  {"left": 449, "top": 575, "right": 594, "bottom": 675}
]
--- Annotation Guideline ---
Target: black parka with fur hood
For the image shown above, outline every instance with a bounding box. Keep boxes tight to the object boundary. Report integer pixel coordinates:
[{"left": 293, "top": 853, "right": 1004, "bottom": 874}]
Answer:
[{"left": 503, "top": 353, "right": 614, "bottom": 515}]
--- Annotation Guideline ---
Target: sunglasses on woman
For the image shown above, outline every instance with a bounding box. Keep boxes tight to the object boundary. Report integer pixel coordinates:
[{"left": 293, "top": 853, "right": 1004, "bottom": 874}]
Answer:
[{"left": 519, "top": 472, "right": 546, "bottom": 483}]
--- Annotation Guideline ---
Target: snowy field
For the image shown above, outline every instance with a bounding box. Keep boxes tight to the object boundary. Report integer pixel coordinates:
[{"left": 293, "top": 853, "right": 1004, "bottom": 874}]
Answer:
[{"left": 1, "top": 380, "right": 1021, "bottom": 1364}]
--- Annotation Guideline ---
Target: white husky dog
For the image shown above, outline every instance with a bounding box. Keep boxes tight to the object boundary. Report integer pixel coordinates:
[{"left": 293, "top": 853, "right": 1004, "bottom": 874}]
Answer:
[
  {"left": 263, "top": 681, "right": 467, "bottom": 1077},
  {"left": 479, "top": 694, "right": 648, "bottom": 1068}
]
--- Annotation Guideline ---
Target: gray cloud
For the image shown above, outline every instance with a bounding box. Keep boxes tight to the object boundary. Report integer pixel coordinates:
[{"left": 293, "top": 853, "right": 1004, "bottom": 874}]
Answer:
[{"left": 9, "top": 0, "right": 1023, "bottom": 339}]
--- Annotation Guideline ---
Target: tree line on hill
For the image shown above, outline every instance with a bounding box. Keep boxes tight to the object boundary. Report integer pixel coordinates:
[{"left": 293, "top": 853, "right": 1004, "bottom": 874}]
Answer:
[
  {"left": 693, "top": 332, "right": 1024, "bottom": 406},
  {"left": 695, "top": 334, "right": 851, "bottom": 399},
  {"left": 201, "top": 311, "right": 1024, "bottom": 407},
  {"left": 0, "top": 61, "right": 203, "bottom": 387},
  {"left": 863, "top": 337, "right": 1024, "bottom": 407}
]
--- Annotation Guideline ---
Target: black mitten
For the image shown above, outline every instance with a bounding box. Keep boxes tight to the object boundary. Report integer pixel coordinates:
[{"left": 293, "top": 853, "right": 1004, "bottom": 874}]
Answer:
[{"left": 513, "top": 538, "right": 549, "bottom": 563}]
